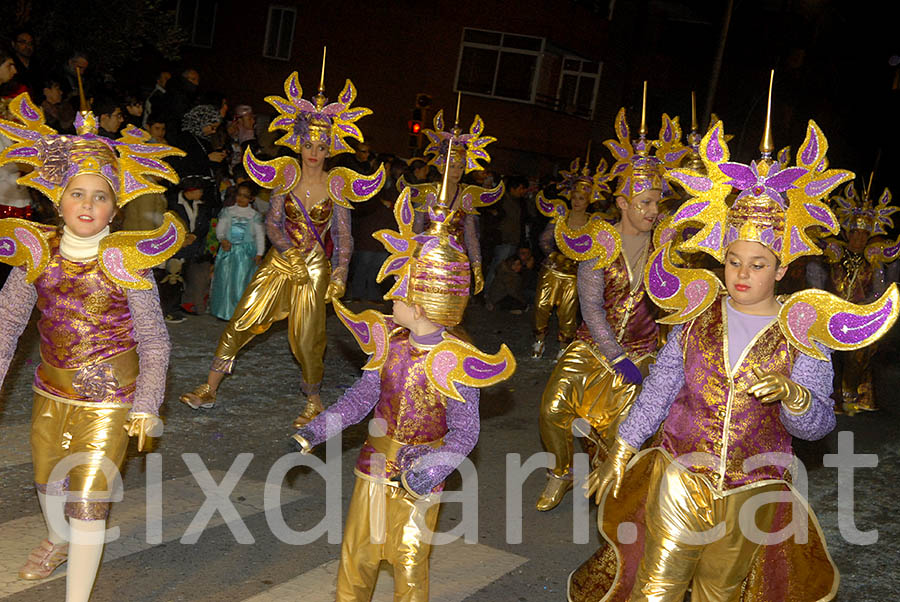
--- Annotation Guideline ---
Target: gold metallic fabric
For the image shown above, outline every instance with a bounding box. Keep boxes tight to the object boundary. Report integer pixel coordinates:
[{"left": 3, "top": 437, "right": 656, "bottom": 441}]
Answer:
[
  {"left": 215, "top": 245, "right": 329, "bottom": 386},
  {"left": 337, "top": 477, "right": 440, "bottom": 602},
  {"left": 631, "top": 454, "right": 780, "bottom": 602},
  {"left": 533, "top": 266, "right": 578, "bottom": 342},
  {"left": 37, "top": 347, "right": 138, "bottom": 397},
  {"left": 30, "top": 392, "right": 130, "bottom": 518},
  {"left": 836, "top": 346, "right": 876, "bottom": 410}
]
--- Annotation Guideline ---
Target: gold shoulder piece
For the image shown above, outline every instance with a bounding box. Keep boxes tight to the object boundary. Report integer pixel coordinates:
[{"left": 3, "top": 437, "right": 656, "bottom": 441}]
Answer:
[
  {"left": 778, "top": 284, "right": 900, "bottom": 359},
  {"left": 98, "top": 212, "right": 186, "bottom": 290},
  {"left": 425, "top": 336, "right": 516, "bottom": 402},
  {"left": 0, "top": 218, "right": 52, "bottom": 283},
  {"left": 332, "top": 299, "right": 391, "bottom": 371}
]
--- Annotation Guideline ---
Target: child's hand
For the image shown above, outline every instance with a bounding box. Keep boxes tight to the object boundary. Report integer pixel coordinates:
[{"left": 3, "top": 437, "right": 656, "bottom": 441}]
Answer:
[
  {"left": 748, "top": 366, "right": 812, "bottom": 414},
  {"left": 185, "top": 233, "right": 197, "bottom": 245},
  {"left": 124, "top": 413, "right": 164, "bottom": 452},
  {"left": 220, "top": 240, "right": 232, "bottom": 251}
]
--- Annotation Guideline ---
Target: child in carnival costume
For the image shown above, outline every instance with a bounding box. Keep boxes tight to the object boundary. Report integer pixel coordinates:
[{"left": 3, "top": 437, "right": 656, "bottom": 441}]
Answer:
[
  {"left": 536, "top": 84, "right": 688, "bottom": 512},
  {"left": 574, "top": 75, "right": 897, "bottom": 601},
  {"left": 531, "top": 150, "right": 611, "bottom": 360},
  {"left": 810, "top": 177, "right": 899, "bottom": 413},
  {"left": 291, "top": 148, "right": 515, "bottom": 602},
  {"left": 0, "top": 90, "right": 186, "bottom": 600},
  {"left": 180, "top": 55, "right": 385, "bottom": 429},
  {"left": 401, "top": 95, "right": 505, "bottom": 294}
]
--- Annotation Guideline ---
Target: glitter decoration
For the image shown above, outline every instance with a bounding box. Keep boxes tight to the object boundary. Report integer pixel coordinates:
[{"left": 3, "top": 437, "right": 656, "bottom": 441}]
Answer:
[
  {"left": 331, "top": 299, "right": 391, "bottom": 371},
  {"left": 98, "top": 213, "right": 187, "bottom": 290},
  {"left": 0, "top": 219, "right": 51, "bottom": 282}
]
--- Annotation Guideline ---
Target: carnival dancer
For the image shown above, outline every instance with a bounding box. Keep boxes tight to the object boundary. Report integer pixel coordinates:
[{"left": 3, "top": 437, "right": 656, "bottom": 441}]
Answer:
[
  {"left": 401, "top": 94, "right": 504, "bottom": 294},
  {"left": 291, "top": 152, "right": 515, "bottom": 602},
  {"left": 573, "top": 73, "right": 895, "bottom": 601},
  {"left": 531, "top": 152, "right": 610, "bottom": 360},
  {"left": 535, "top": 83, "right": 688, "bottom": 511},
  {"left": 811, "top": 177, "right": 899, "bottom": 414},
  {"left": 0, "top": 91, "right": 185, "bottom": 600},
  {"left": 180, "top": 53, "right": 385, "bottom": 428}
]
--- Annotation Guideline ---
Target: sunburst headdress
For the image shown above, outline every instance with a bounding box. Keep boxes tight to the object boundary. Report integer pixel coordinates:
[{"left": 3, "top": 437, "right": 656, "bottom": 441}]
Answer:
[
  {"left": 604, "top": 82, "right": 688, "bottom": 201},
  {"left": 264, "top": 48, "right": 371, "bottom": 156},
  {"left": 375, "top": 143, "right": 470, "bottom": 326},
  {"left": 832, "top": 172, "right": 896, "bottom": 235},
  {"left": 422, "top": 93, "right": 496, "bottom": 174},
  {"left": 0, "top": 71, "right": 184, "bottom": 207}
]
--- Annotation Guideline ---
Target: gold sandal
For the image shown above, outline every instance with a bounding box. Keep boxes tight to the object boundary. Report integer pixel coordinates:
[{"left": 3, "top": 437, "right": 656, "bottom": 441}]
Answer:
[
  {"left": 535, "top": 473, "right": 573, "bottom": 512},
  {"left": 180, "top": 383, "right": 217, "bottom": 409},
  {"left": 292, "top": 398, "right": 324, "bottom": 429},
  {"left": 19, "top": 539, "right": 68, "bottom": 580}
]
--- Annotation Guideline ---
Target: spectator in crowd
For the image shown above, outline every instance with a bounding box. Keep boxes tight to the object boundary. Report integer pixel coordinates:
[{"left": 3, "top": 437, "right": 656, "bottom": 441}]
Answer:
[
  {"left": 348, "top": 191, "right": 394, "bottom": 303},
  {"left": 485, "top": 255, "right": 529, "bottom": 313},
  {"left": 173, "top": 104, "right": 224, "bottom": 209},
  {"left": 334, "top": 139, "right": 376, "bottom": 174},
  {"left": 484, "top": 174, "right": 529, "bottom": 289},
  {"left": 123, "top": 93, "right": 144, "bottom": 128},
  {"left": 517, "top": 245, "right": 538, "bottom": 300},
  {"left": 145, "top": 112, "right": 167, "bottom": 143},
  {"left": 0, "top": 48, "right": 33, "bottom": 222},
  {"left": 37, "top": 77, "right": 74, "bottom": 131},
  {"left": 159, "top": 67, "right": 200, "bottom": 136},
  {"left": 94, "top": 96, "right": 124, "bottom": 138},
  {"left": 168, "top": 175, "right": 214, "bottom": 319},
  {"left": 143, "top": 69, "right": 170, "bottom": 127},
  {"left": 9, "top": 30, "right": 39, "bottom": 94},
  {"left": 55, "top": 51, "right": 90, "bottom": 106},
  {"left": 404, "top": 157, "right": 429, "bottom": 184},
  {"left": 209, "top": 182, "right": 265, "bottom": 320}
]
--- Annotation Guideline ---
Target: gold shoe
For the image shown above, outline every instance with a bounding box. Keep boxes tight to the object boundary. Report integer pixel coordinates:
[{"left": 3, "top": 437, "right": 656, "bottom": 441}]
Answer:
[
  {"left": 180, "top": 383, "right": 217, "bottom": 409},
  {"left": 18, "top": 539, "right": 68, "bottom": 580},
  {"left": 292, "top": 399, "right": 324, "bottom": 429},
  {"left": 535, "top": 473, "right": 573, "bottom": 511}
]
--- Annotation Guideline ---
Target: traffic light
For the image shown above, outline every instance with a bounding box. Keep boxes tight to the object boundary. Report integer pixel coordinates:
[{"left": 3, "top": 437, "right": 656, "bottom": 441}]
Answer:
[{"left": 408, "top": 106, "right": 424, "bottom": 149}]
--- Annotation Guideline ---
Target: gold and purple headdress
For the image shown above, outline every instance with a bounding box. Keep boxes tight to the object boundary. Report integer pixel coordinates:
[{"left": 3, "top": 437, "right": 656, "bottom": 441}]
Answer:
[
  {"left": 662, "top": 73, "right": 853, "bottom": 268},
  {"left": 604, "top": 83, "right": 688, "bottom": 201},
  {"left": 0, "top": 94, "right": 184, "bottom": 208},
  {"left": 375, "top": 151, "right": 472, "bottom": 326},
  {"left": 264, "top": 50, "right": 371, "bottom": 157},
  {"left": 832, "top": 176, "right": 897, "bottom": 235},
  {"left": 422, "top": 95, "right": 496, "bottom": 174},
  {"left": 555, "top": 147, "right": 611, "bottom": 205}
]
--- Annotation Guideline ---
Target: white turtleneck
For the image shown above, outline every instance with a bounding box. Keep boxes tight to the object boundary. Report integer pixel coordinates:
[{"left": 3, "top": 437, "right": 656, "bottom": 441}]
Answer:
[{"left": 59, "top": 225, "right": 110, "bottom": 262}]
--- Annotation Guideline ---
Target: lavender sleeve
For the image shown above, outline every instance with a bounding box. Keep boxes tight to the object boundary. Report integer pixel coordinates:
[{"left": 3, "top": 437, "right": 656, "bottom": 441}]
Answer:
[
  {"left": 780, "top": 347, "right": 835, "bottom": 440},
  {"left": 398, "top": 384, "right": 480, "bottom": 496},
  {"left": 0, "top": 268, "right": 37, "bottom": 387},
  {"left": 295, "top": 369, "right": 381, "bottom": 447},
  {"left": 617, "top": 324, "right": 686, "bottom": 449},
  {"left": 538, "top": 222, "right": 555, "bottom": 257},
  {"left": 464, "top": 213, "right": 481, "bottom": 265},
  {"left": 126, "top": 279, "right": 171, "bottom": 415},
  {"left": 577, "top": 257, "right": 625, "bottom": 361},
  {"left": 330, "top": 204, "right": 353, "bottom": 281},
  {"left": 265, "top": 193, "right": 293, "bottom": 252}
]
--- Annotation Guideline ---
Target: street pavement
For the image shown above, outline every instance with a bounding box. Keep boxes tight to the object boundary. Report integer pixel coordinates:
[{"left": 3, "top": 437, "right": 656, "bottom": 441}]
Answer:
[{"left": 0, "top": 299, "right": 898, "bottom": 601}]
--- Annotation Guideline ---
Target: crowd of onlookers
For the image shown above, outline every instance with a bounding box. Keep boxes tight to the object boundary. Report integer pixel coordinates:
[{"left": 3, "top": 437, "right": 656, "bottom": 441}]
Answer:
[{"left": 0, "top": 30, "right": 600, "bottom": 324}]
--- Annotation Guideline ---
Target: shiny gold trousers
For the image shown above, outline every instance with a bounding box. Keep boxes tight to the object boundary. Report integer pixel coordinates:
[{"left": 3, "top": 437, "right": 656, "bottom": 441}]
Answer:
[
  {"left": 31, "top": 392, "right": 131, "bottom": 520},
  {"left": 539, "top": 342, "right": 649, "bottom": 477},
  {"left": 533, "top": 267, "right": 578, "bottom": 343},
  {"left": 631, "top": 454, "right": 779, "bottom": 602},
  {"left": 834, "top": 346, "right": 876, "bottom": 411},
  {"left": 337, "top": 477, "right": 441, "bottom": 602},
  {"left": 214, "top": 246, "right": 329, "bottom": 389}
]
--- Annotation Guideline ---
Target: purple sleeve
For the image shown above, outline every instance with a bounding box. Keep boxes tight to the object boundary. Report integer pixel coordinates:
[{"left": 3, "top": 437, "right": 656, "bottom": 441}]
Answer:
[
  {"left": 330, "top": 204, "right": 353, "bottom": 282},
  {"left": 126, "top": 279, "right": 171, "bottom": 415},
  {"left": 0, "top": 268, "right": 37, "bottom": 387},
  {"left": 539, "top": 222, "right": 555, "bottom": 257},
  {"left": 295, "top": 369, "right": 381, "bottom": 447},
  {"left": 265, "top": 193, "right": 293, "bottom": 252},
  {"left": 464, "top": 213, "right": 481, "bottom": 265},
  {"left": 397, "top": 384, "right": 480, "bottom": 496},
  {"left": 780, "top": 347, "right": 836, "bottom": 440},
  {"left": 617, "top": 324, "right": 686, "bottom": 449},
  {"left": 577, "top": 257, "right": 625, "bottom": 361}
]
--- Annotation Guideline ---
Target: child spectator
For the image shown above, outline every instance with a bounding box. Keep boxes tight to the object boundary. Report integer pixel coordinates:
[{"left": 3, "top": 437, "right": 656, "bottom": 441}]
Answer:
[
  {"left": 485, "top": 255, "right": 529, "bottom": 313},
  {"left": 168, "top": 175, "right": 213, "bottom": 317},
  {"left": 209, "top": 182, "right": 265, "bottom": 320}
]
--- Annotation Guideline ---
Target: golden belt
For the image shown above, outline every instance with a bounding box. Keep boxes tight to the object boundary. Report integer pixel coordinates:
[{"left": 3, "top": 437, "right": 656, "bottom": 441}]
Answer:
[{"left": 38, "top": 347, "right": 139, "bottom": 396}]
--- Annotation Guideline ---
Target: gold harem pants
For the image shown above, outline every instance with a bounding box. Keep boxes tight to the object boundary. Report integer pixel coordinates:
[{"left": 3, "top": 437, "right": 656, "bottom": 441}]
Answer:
[
  {"left": 337, "top": 476, "right": 441, "bottom": 602},
  {"left": 539, "top": 341, "right": 651, "bottom": 477},
  {"left": 631, "top": 453, "right": 780, "bottom": 602},
  {"left": 214, "top": 245, "right": 329, "bottom": 388},
  {"left": 533, "top": 266, "right": 578, "bottom": 343},
  {"left": 31, "top": 392, "right": 131, "bottom": 520}
]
